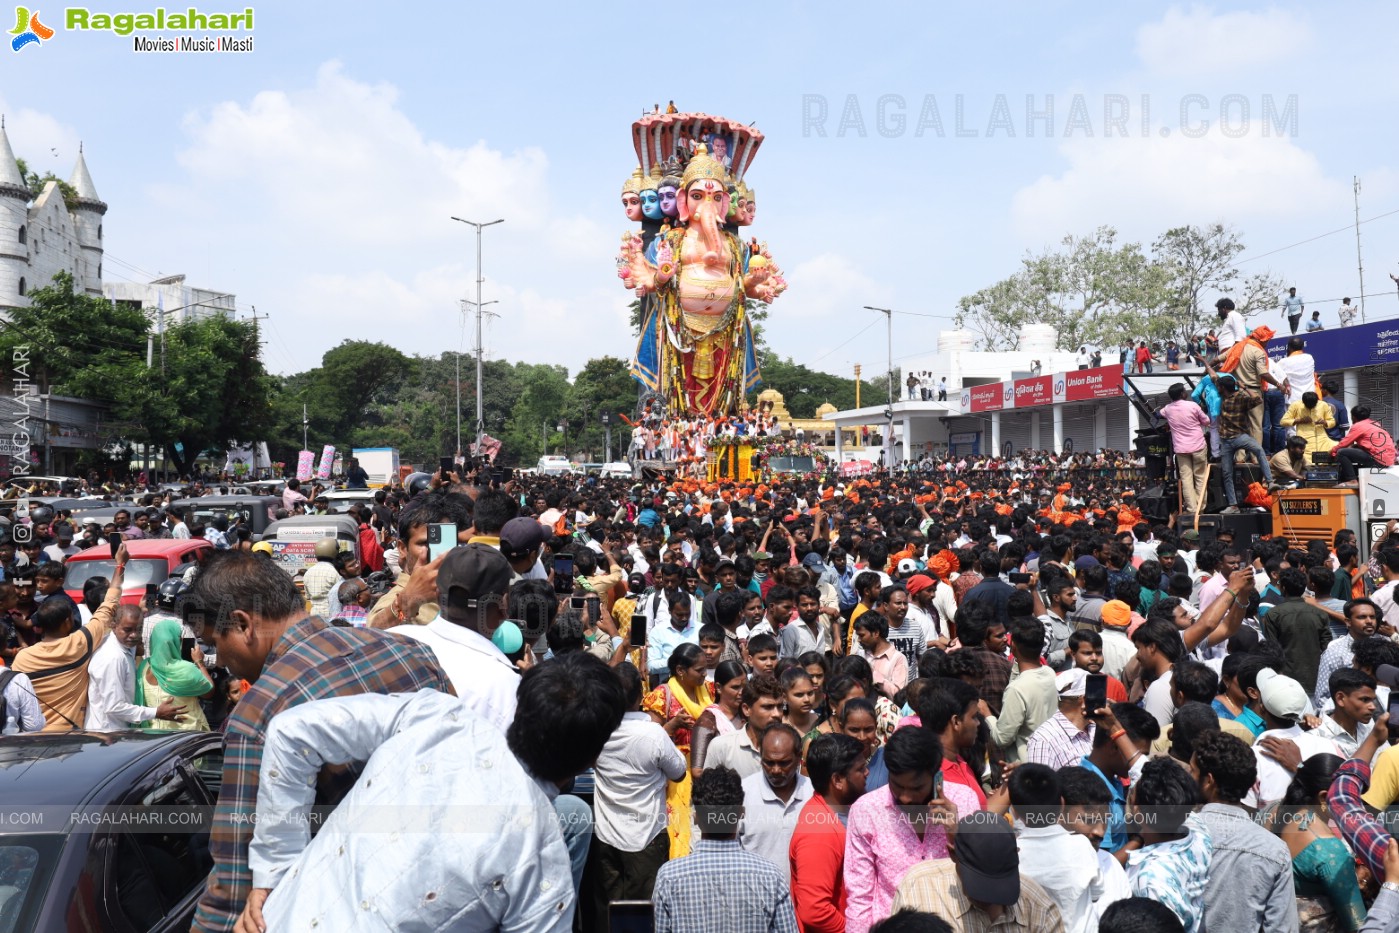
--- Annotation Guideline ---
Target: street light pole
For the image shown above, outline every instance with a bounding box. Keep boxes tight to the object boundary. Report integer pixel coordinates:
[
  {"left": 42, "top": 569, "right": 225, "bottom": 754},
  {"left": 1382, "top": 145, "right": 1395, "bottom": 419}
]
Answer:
[
  {"left": 458, "top": 298, "right": 498, "bottom": 458},
  {"left": 302, "top": 403, "right": 308, "bottom": 451},
  {"left": 450, "top": 216, "right": 505, "bottom": 455},
  {"left": 602, "top": 411, "right": 612, "bottom": 462},
  {"left": 863, "top": 306, "right": 895, "bottom": 461}
]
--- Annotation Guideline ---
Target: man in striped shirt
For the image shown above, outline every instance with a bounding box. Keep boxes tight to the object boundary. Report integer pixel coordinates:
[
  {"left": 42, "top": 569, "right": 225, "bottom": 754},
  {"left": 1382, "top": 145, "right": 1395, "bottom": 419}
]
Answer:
[{"left": 188, "top": 550, "right": 451, "bottom": 933}]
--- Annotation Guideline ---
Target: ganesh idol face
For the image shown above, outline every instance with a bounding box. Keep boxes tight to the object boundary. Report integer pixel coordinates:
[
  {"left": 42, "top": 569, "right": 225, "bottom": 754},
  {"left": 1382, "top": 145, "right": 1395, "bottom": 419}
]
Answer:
[
  {"left": 680, "top": 179, "right": 730, "bottom": 220},
  {"left": 622, "top": 192, "right": 643, "bottom": 222},
  {"left": 658, "top": 184, "right": 679, "bottom": 218},
  {"left": 640, "top": 188, "right": 664, "bottom": 221}
]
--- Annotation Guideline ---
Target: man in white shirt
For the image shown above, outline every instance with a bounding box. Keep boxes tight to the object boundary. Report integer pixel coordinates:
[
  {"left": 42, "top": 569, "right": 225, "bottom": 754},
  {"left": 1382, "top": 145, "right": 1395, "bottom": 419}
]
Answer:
[
  {"left": 390, "top": 543, "right": 520, "bottom": 736},
  {"left": 86, "top": 605, "right": 182, "bottom": 731},
  {"left": 586, "top": 663, "right": 687, "bottom": 930},
  {"left": 1373, "top": 550, "right": 1399, "bottom": 631},
  {"left": 738, "top": 724, "right": 813, "bottom": 882},
  {"left": 1010, "top": 763, "right": 1103, "bottom": 933},
  {"left": 0, "top": 667, "right": 44, "bottom": 733},
  {"left": 1314, "top": 668, "right": 1377, "bottom": 760},
  {"left": 243, "top": 652, "right": 627, "bottom": 933},
  {"left": 1270, "top": 336, "right": 1317, "bottom": 405},
  {"left": 42, "top": 527, "right": 80, "bottom": 564},
  {"left": 1247, "top": 668, "right": 1340, "bottom": 808},
  {"left": 169, "top": 508, "right": 191, "bottom": 540},
  {"left": 1215, "top": 297, "right": 1247, "bottom": 357},
  {"left": 904, "top": 573, "right": 946, "bottom": 646}
]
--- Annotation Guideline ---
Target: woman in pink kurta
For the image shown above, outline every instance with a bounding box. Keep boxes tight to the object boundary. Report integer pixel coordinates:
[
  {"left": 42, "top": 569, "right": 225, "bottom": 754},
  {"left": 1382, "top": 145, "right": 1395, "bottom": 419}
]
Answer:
[{"left": 842, "top": 726, "right": 982, "bottom": 933}]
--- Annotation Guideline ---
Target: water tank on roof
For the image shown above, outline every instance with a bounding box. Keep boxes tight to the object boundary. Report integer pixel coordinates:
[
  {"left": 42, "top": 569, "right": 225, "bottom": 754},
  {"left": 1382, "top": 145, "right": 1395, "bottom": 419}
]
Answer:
[
  {"left": 938, "top": 330, "right": 975, "bottom": 353},
  {"left": 1019, "top": 323, "right": 1057, "bottom": 354}
]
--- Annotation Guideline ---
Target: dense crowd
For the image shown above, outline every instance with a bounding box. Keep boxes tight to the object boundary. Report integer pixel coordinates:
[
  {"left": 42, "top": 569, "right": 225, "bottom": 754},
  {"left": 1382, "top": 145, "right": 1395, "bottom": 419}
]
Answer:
[{"left": 4, "top": 456, "right": 1399, "bottom": 931}]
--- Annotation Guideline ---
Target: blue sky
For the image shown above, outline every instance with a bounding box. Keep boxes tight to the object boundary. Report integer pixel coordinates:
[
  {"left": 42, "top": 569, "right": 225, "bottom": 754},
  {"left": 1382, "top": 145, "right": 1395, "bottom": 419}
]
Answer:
[{"left": 6, "top": 1, "right": 1398, "bottom": 378}]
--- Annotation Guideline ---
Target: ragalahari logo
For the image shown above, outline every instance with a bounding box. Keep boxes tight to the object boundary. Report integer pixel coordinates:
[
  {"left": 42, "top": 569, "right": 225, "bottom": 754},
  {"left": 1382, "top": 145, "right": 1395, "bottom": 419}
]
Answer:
[{"left": 10, "top": 6, "right": 53, "bottom": 51}]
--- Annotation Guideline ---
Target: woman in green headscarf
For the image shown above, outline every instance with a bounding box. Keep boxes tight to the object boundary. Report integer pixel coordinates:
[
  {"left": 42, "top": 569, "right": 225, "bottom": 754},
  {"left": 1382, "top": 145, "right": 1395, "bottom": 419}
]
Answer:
[{"left": 136, "top": 618, "right": 213, "bottom": 732}]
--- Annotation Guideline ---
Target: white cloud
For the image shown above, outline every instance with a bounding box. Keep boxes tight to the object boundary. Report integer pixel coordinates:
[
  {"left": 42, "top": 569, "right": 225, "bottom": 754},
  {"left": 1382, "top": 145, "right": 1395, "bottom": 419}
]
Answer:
[
  {"left": 1010, "top": 126, "right": 1347, "bottom": 244},
  {"left": 0, "top": 95, "right": 82, "bottom": 180},
  {"left": 1136, "top": 5, "right": 1310, "bottom": 77},
  {"left": 132, "top": 62, "right": 630, "bottom": 375}
]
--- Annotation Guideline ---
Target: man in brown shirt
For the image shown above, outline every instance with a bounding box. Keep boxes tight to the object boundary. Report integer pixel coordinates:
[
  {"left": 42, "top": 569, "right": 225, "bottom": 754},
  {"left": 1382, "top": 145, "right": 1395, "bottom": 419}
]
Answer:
[
  {"left": 1230, "top": 331, "right": 1285, "bottom": 443},
  {"left": 12, "top": 545, "right": 126, "bottom": 730},
  {"left": 1208, "top": 367, "right": 1280, "bottom": 513}
]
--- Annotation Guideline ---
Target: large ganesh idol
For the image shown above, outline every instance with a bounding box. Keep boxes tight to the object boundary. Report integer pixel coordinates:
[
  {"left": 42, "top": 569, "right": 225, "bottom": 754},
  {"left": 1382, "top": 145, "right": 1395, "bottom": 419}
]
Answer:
[{"left": 619, "top": 111, "right": 784, "bottom": 417}]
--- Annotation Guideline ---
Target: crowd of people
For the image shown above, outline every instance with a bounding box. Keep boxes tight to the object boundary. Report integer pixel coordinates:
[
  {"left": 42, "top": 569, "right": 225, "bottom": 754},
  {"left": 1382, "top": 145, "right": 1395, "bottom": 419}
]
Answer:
[{"left": 5, "top": 450, "right": 1399, "bottom": 931}]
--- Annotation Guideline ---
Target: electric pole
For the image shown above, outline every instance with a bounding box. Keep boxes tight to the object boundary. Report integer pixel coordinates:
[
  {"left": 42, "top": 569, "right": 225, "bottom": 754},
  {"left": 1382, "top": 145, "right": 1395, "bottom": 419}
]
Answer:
[
  {"left": 1354, "top": 176, "right": 1367, "bottom": 323},
  {"left": 450, "top": 216, "right": 505, "bottom": 455},
  {"left": 863, "top": 306, "right": 895, "bottom": 463}
]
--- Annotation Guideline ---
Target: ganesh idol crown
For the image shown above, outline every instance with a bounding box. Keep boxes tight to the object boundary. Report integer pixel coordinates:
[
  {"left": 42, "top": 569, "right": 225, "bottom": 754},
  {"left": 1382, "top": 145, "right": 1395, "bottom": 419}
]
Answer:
[{"left": 618, "top": 108, "right": 787, "bottom": 418}]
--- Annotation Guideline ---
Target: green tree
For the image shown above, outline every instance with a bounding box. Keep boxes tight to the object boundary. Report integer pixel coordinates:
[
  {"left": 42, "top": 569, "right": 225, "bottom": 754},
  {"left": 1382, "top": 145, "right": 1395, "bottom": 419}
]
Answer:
[
  {"left": 117, "top": 315, "right": 276, "bottom": 475},
  {"left": 503, "top": 364, "right": 570, "bottom": 464},
  {"left": 754, "top": 355, "right": 881, "bottom": 418},
  {"left": 0, "top": 271, "right": 148, "bottom": 394},
  {"left": 14, "top": 157, "right": 78, "bottom": 209},
  {"left": 955, "top": 227, "right": 1166, "bottom": 351},
  {"left": 313, "top": 340, "right": 412, "bottom": 439},
  {"left": 564, "top": 356, "right": 637, "bottom": 460},
  {"left": 0, "top": 272, "right": 275, "bottom": 476},
  {"left": 955, "top": 224, "right": 1283, "bottom": 353},
  {"left": 1150, "top": 224, "right": 1283, "bottom": 346}
]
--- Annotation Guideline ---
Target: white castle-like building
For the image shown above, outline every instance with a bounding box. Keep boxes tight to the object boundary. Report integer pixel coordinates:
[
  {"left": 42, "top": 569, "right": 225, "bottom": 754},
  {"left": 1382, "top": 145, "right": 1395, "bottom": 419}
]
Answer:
[{"left": 0, "top": 118, "right": 106, "bottom": 310}]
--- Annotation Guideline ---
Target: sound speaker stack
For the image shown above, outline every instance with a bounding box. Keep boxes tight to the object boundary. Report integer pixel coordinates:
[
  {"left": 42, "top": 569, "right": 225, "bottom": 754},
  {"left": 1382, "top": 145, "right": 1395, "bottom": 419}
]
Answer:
[{"left": 1190, "top": 510, "right": 1272, "bottom": 545}]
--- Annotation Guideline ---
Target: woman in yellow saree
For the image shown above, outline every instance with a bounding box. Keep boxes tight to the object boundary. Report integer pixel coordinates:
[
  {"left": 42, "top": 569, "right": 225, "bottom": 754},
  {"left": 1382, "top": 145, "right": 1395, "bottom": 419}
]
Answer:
[{"left": 642, "top": 642, "right": 714, "bottom": 858}]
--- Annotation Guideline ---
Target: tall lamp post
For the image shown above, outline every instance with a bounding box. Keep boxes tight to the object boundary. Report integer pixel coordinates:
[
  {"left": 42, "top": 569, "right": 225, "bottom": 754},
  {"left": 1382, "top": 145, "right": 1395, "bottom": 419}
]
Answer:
[
  {"left": 456, "top": 298, "right": 497, "bottom": 457},
  {"left": 863, "top": 306, "right": 895, "bottom": 464},
  {"left": 450, "top": 216, "right": 505, "bottom": 455},
  {"left": 601, "top": 411, "right": 612, "bottom": 463}
]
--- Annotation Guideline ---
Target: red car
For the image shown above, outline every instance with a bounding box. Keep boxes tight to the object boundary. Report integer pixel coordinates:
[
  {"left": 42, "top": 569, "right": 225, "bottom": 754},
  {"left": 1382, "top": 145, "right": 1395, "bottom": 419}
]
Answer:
[{"left": 62, "top": 538, "right": 213, "bottom": 605}]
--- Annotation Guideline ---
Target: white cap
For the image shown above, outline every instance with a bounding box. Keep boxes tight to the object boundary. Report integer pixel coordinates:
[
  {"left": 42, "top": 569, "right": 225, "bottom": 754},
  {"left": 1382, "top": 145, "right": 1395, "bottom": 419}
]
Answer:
[
  {"left": 1055, "top": 668, "right": 1086, "bottom": 697},
  {"left": 1257, "top": 668, "right": 1308, "bottom": 720},
  {"left": 897, "top": 558, "right": 919, "bottom": 574}
]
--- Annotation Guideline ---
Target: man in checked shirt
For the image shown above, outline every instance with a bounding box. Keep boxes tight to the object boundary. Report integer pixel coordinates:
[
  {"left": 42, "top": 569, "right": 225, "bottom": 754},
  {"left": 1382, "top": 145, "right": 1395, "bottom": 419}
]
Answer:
[{"left": 186, "top": 550, "right": 451, "bottom": 933}]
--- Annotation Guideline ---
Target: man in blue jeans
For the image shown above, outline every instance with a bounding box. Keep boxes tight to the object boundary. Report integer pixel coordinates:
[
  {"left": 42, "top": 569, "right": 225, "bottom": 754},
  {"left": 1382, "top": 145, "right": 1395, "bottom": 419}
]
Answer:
[{"left": 1208, "top": 367, "right": 1283, "bottom": 513}]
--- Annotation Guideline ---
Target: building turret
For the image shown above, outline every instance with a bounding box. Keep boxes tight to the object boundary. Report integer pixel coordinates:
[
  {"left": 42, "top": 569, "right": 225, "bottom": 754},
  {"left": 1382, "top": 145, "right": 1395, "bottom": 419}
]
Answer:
[
  {"left": 0, "top": 118, "right": 31, "bottom": 311},
  {"left": 68, "top": 143, "right": 105, "bottom": 296}
]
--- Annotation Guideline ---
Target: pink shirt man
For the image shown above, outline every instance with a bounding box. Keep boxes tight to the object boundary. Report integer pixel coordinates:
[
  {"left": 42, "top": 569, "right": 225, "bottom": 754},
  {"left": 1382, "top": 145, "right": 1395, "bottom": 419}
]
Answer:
[
  {"left": 843, "top": 778, "right": 981, "bottom": 933},
  {"left": 1160, "top": 398, "right": 1211, "bottom": 455}
]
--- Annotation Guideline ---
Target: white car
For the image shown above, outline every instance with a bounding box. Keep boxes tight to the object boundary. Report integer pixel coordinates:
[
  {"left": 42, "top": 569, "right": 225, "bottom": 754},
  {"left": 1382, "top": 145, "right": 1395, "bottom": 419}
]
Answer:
[
  {"left": 600, "top": 462, "right": 634, "bottom": 479},
  {"left": 318, "top": 488, "right": 377, "bottom": 514},
  {"left": 536, "top": 456, "right": 573, "bottom": 476}
]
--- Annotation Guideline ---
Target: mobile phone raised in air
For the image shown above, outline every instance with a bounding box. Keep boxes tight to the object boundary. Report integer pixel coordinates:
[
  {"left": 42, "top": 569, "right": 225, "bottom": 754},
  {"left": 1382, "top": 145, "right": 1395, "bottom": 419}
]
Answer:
[
  {"left": 439, "top": 457, "right": 454, "bottom": 478},
  {"left": 554, "top": 554, "right": 574, "bottom": 594},
  {"left": 1009, "top": 572, "right": 1030, "bottom": 584},
  {"left": 1085, "top": 674, "right": 1108, "bottom": 716},
  {"left": 427, "top": 523, "right": 457, "bottom": 563},
  {"left": 109, "top": 530, "right": 122, "bottom": 559}
]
